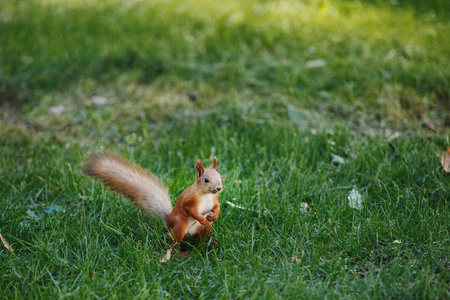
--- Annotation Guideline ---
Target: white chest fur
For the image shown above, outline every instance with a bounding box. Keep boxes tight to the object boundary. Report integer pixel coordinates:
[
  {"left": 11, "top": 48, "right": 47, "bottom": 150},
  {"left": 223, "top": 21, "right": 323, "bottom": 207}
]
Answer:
[
  {"left": 197, "top": 193, "right": 215, "bottom": 214},
  {"left": 186, "top": 193, "right": 216, "bottom": 236}
]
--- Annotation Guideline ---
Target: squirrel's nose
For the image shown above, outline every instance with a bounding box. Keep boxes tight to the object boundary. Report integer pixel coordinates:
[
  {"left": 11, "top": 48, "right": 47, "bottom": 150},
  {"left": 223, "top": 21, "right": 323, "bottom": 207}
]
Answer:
[{"left": 217, "top": 187, "right": 222, "bottom": 192}]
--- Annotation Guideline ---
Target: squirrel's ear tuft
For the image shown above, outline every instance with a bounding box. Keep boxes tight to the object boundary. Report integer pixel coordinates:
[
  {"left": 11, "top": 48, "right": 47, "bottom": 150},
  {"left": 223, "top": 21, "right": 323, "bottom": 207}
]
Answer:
[
  {"left": 212, "top": 157, "right": 217, "bottom": 169},
  {"left": 196, "top": 159, "right": 205, "bottom": 177}
]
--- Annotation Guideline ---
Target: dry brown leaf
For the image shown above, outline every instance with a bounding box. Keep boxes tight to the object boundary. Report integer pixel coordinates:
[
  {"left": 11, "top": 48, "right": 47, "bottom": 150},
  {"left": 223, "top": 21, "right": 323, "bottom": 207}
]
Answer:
[
  {"left": 0, "top": 233, "right": 13, "bottom": 253},
  {"left": 439, "top": 147, "right": 450, "bottom": 173}
]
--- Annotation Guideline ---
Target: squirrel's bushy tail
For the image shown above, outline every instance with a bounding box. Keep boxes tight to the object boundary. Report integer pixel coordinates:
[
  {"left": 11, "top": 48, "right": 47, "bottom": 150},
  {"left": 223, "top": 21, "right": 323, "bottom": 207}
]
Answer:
[{"left": 84, "top": 153, "right": 172, "bottom": 222}]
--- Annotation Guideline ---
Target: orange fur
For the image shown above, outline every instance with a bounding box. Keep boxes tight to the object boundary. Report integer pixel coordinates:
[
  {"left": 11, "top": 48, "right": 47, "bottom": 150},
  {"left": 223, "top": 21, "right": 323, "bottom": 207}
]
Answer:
[{"left": 84, "top": 153, "right": 223, "bottom": 260}]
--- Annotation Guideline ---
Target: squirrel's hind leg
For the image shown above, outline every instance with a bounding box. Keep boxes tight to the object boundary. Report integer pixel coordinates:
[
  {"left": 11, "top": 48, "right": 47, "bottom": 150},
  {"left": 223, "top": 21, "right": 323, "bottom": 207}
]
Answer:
[
  {"left": 161, "top": 230, "right": 188, "bottom": 262},
  {"left": 192, "top": 221, "right": 219, "bottom": 247},
  {"left": 167, "top": 221, "right": 189, "bottom": 259},
  {"left": 191, "top": 221, "right": 214, "bottom": 244}
]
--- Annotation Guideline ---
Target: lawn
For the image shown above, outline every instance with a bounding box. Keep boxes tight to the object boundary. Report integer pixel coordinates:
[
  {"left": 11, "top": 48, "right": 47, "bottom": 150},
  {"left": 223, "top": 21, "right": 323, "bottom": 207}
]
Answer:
[{"left": 1, "top": 0, "right": 449, "bottom": 298}]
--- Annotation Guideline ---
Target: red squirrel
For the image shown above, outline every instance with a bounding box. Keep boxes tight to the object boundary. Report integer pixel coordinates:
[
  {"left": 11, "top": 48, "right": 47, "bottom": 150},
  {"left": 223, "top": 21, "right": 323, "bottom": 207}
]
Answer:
[{"left": 83, "top": 153, "right": 223, "bottom": 261}]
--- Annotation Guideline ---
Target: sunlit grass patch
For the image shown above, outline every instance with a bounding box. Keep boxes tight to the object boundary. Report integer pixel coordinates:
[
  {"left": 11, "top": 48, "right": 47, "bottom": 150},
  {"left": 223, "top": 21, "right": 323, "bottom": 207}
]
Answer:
[{"left": 2, "top": 0, "right": 448, "bottom": 129}]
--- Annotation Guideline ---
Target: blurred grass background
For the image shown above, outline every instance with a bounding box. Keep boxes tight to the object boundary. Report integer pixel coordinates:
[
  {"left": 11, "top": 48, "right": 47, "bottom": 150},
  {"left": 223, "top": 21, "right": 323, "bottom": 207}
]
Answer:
[
  {"left": 1, "top": 0, "right": 449, "bottom": 130},
  {"left": 1, "top": 0, "right": 449, "bottom": 298}
]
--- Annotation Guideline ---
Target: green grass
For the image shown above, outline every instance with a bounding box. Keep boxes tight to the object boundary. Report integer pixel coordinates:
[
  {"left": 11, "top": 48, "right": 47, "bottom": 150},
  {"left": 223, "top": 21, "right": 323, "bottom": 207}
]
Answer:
[
  {"left": 1, "top": 0, "right": 449, "bottom": 298},
  {"left": 2, "top": 0, "right": 450, "bottom": 127}
]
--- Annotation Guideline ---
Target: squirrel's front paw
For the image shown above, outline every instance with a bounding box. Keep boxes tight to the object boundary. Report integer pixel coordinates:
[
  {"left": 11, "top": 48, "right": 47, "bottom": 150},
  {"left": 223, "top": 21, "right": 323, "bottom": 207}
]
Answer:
[
  {"left": 206, "top": 214, "right": 218, "bottom": 222},
  {"left": 198, "top": 218, "right": 208, "bottom": 225}
]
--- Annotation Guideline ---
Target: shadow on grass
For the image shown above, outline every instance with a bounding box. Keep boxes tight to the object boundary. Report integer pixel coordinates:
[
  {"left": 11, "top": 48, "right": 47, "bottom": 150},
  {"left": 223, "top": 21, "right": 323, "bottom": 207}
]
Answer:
[{"left": 355, "top": 0, "right": 450, "bottom": 18}]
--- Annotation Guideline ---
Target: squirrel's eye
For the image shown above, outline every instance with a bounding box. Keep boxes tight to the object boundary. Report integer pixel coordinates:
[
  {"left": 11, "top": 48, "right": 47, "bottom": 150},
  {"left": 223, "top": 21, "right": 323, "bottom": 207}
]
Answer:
[{"left": 204, "top": 178, "right": 209, "bottom": 183}]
